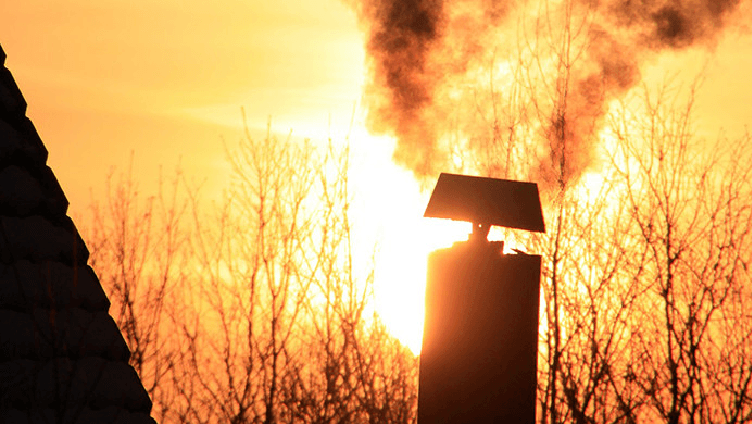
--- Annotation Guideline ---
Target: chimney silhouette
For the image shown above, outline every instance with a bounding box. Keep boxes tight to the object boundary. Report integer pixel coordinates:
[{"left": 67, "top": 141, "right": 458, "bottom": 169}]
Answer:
[{"left": 420, "top": 173, "right": 544, "bottom": 424}]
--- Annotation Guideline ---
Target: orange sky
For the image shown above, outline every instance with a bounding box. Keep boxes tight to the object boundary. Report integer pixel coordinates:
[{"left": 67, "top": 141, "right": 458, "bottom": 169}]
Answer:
[
  {"left": 2, "top": 0, "right": 451, "bottom": 351},
  {"left": 3, "top": 0, "right": 752, "bottom": 352},
  {"left": 3, "top": 1, "right": 751, "bottom": 204},
  {"left": 2, "top": 0, "right": 366, "bottom": 209}
]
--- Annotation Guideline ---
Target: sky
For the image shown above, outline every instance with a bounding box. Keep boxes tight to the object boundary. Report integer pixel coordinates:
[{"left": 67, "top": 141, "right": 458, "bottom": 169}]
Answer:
[
  {"left": 2, "top": 0, "right": 367, "bottom": 202},
  {"left": 3, "top": 0, "right": 752, "bottom": 352},
  {"left": 1, "top": 0, "right": 471, "bottom": 352}
]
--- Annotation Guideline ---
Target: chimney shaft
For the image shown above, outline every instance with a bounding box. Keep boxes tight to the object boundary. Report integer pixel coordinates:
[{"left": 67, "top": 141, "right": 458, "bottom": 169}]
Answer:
[{"left": 419, "top": 242, "right": 541, "bottom": 423}]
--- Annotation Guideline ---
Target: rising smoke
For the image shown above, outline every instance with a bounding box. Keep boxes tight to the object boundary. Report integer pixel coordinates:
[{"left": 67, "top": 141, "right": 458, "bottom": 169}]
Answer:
[
  {"left": 349, "top": 0, "right": 745, "bottom": 183},
  {"left": 353, "top": 0, "right": 447, "bottom": 176}
]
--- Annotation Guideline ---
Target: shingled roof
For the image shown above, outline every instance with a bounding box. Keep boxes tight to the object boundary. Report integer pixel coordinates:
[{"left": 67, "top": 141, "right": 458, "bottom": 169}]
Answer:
[{"left": 0, "top": 44, "right": 156, "bottom": 423}]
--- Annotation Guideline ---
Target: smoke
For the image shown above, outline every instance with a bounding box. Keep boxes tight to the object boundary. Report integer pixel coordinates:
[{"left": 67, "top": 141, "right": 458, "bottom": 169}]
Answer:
[
  {"left": 349, "top": 0, "right": 745, "bottom": 181},
  {"left": 349, "top": 0, "right": 443, "bottom": 176},
  {"left": 611, "top": 0, "right": 742, "bottom": 48}
]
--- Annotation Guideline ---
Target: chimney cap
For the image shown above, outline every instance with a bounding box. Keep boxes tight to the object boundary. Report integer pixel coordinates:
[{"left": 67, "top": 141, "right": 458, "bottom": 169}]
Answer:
[{"left": 424, "top": 173, "right": 545, "bottom": 233}]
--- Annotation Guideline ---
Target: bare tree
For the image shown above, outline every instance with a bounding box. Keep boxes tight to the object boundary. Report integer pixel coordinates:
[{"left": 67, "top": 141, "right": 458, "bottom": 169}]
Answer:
[
  {"left": 609, "top": 81, "right": 752, "bottom": 423},
  {"left": 156, "top": 116, "right": 420, "bottom": 424},
  {"left": 80, "top": 155, "right": 189, "bottom": 423}
]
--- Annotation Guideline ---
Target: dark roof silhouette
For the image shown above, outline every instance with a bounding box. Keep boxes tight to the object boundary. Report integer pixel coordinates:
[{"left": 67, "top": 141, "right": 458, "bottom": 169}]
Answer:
[{"left": 0, "top": 44, "right": 156, "bottom": 423}]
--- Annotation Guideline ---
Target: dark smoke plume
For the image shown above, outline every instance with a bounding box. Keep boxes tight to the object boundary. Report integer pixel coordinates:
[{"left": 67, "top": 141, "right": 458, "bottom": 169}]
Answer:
[
  {"left": 354, "top": 0, "right": 447, "bottom": 176},
  {"left": 610, "top": 0, "right": 742, "bottom": 49},
  {"left": 349, "top": 0, "right": 745, "bottom": 180},
  {"left": 538, "top": 24, "right": 640, "bottom": 189}
]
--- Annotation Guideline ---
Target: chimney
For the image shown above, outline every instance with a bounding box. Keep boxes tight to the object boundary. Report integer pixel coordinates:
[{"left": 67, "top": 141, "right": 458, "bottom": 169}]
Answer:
[{"left": 420, "top": 173, "right": 544, "bottom": 423}]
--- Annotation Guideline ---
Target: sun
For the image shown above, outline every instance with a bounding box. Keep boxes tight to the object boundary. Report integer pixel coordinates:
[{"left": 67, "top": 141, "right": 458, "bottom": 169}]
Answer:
[
  {"left": 348, "top": 130, "right": 474, "bottom": 354},
  {"left": 372, "top": 210, "right": 472, "bottom": 354},
  {"left": 347, "top": 129, "right": 544, "bottom": 354}
]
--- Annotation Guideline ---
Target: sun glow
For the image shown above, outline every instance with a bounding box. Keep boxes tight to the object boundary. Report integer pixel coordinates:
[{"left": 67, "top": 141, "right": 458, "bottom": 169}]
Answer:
[
  {"left": 347, "top": 128, "right": 472, "bottom": 354},
  {"left": 371, "top": 211, "right": 471, "bottom": 354}
]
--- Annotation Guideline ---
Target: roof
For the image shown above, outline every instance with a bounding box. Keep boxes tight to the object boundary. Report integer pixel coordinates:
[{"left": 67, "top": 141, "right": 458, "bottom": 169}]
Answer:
[{"left": 0, "top": 44, "right": 156, "bottom": 423}]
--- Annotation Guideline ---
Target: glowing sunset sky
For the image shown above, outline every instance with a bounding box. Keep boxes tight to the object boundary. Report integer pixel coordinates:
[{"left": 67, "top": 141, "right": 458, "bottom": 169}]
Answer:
[
  {"left": 2, "top": 0, "right": 468, "bottom": 351},
  {"left": 2, "top": 0, "right": 368, "bottom": 204},
  {"left": 3, "top": 0, "right": 752, "bottom": 351}
]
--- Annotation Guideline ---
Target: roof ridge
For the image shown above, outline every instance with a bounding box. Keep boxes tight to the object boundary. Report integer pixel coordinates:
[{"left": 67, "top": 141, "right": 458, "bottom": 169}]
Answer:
[{"left": 0, "top": 43, "right": 156, "bottom": 423}]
